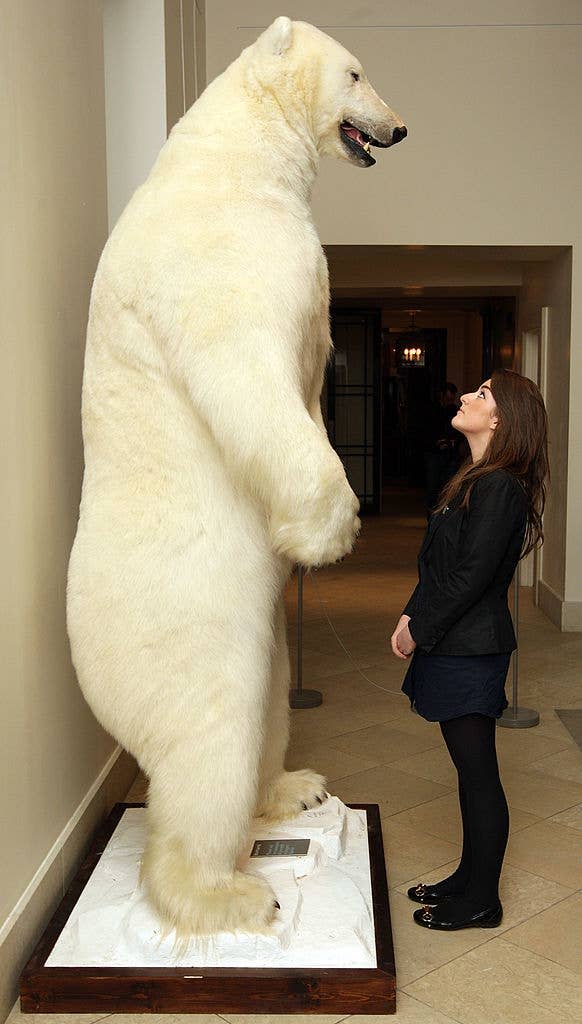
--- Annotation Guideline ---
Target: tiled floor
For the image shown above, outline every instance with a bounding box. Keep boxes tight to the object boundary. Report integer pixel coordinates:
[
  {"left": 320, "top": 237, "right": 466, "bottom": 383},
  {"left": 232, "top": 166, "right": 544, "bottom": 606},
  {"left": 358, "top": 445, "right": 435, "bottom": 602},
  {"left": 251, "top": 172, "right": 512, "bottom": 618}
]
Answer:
[{"left": 10, "top": 486, "right": 582, "bottom": 1023}]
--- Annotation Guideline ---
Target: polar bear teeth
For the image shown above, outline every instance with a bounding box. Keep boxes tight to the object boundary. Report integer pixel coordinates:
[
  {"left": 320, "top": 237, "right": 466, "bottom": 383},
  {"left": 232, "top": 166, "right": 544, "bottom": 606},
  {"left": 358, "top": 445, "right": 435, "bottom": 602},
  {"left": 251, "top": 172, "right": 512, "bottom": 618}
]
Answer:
[{"left": 341, "top": 121, "right": 373, "bottom": 154}]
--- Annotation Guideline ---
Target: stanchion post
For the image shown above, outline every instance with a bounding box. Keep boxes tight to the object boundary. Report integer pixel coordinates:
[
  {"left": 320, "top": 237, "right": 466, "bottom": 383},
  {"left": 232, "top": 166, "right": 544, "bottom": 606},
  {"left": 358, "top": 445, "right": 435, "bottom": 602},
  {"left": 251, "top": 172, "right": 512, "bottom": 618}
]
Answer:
[
  {"left": 289, "top": 566, "right": 322, "bottom": 709},
  {"left": 499, "top": 564, "right": 539, "bottom": 729}
]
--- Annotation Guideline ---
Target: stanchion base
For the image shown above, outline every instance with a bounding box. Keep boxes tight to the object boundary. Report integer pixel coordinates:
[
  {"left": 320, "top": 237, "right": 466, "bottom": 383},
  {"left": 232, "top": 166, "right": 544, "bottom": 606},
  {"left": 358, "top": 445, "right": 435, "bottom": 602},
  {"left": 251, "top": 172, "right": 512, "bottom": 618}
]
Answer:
[
  {"left": 289, "top": 688, "right": 323, "bottom": 709},
  {"left": 498, "top": 706, "right": 540, "bottom": 729}
]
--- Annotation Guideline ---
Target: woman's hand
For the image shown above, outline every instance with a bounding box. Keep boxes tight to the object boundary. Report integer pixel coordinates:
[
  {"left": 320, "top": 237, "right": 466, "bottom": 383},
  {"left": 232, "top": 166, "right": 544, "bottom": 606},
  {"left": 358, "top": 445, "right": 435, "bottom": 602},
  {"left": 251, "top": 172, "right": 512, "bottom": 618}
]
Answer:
[
  {"left": 396, "top": 623, "right": 417, "bottom": 657},
  {"left": 391, "top": 614, "right": 414, "bottom": 660}
]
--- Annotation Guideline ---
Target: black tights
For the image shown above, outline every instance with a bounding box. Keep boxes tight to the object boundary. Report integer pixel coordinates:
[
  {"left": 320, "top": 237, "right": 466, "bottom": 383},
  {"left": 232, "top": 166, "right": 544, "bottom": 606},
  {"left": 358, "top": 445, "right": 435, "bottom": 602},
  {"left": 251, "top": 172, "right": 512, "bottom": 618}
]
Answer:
[{"left": 434, "top": 713, "right": 509, "bottom": 913}]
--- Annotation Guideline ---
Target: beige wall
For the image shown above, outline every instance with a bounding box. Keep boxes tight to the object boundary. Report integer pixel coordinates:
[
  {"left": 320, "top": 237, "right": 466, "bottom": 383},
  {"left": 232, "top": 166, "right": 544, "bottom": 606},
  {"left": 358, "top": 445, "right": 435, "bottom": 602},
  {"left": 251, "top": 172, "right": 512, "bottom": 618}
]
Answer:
[
  {"left": 104, "top": 0, "right": 167, "bottom": 230},
  {"left": 206, "top": 1, "right": 582, "bottom": 611},
  {"left": 104, "top": 1, "right": 206, "bottom": 228},
  {"left": 0, "top": 6, "right": 211, "bottom": 999},
  {"left": 165, "top": 0, "right": 207, "bottom": 132},
  {"left": 0, "top": 0, "right": 115, "bottom": 938}
]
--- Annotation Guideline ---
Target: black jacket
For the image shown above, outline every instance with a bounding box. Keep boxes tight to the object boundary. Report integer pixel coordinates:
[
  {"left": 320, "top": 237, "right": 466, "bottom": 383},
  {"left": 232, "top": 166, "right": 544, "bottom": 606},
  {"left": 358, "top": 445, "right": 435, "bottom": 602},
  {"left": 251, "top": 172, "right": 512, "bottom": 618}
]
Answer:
[{"left": 404, "top": 469, "right": 528, "bottom": 656}]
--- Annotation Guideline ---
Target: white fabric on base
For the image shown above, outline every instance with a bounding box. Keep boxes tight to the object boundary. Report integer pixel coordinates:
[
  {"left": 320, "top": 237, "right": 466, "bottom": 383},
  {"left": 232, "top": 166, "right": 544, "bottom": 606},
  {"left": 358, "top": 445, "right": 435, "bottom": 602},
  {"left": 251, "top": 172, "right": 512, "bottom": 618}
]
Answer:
[{"left": 47, "top": 797, "right": 376, "bottom": 968}]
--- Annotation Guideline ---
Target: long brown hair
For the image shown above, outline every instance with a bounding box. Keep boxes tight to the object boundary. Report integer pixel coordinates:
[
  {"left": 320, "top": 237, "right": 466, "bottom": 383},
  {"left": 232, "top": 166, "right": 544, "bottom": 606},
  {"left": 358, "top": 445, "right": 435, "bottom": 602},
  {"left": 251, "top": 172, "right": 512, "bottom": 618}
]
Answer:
[{"left": 434, "top": 369, "right": 549, "bottom": 557}]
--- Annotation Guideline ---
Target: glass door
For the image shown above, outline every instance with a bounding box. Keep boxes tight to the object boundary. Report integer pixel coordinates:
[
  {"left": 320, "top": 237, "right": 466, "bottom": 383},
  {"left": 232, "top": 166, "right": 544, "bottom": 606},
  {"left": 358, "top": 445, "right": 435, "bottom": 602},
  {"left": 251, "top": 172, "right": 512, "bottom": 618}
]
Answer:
[{"left": 326, "top": 308, "right": 382, "bottom": 514}]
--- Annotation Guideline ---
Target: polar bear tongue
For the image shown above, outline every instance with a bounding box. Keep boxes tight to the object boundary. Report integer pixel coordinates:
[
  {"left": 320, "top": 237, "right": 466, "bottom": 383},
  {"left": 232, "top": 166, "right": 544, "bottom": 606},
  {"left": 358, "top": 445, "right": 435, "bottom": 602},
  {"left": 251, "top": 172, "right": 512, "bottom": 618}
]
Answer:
[{"left": 341, "top": 124, "right": 367, "bottom": 147}]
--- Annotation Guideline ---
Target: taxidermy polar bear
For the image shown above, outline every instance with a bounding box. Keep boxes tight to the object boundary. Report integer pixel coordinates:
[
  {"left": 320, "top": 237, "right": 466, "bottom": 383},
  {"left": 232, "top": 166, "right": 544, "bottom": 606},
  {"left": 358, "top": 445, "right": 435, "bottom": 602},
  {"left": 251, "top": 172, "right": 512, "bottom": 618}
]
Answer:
[{"left": 67, "top": 16, "right": 406, "bottom": 938}]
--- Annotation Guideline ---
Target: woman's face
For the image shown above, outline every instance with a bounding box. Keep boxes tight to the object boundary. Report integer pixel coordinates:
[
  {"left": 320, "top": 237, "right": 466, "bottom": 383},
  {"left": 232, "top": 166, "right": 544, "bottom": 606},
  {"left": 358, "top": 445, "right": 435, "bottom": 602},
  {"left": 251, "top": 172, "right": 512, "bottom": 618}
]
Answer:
[{"left": 452, "top": 380, "right": 499, "bottom": 437}]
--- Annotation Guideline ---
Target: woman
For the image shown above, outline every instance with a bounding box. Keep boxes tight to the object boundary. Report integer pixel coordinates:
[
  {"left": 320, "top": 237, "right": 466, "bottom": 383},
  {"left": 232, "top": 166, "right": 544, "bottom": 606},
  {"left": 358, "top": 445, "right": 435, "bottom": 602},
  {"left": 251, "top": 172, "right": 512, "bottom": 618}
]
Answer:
[{"left": 391, "top": 369, "right": 548, "bottom": 931}]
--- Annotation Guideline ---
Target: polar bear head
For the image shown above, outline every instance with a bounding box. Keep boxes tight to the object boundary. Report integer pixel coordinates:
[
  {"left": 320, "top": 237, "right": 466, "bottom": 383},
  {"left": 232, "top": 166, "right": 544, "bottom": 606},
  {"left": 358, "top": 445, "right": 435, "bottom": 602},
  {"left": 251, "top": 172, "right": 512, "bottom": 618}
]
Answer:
[{"left": 249, "top": 16, "right": 407, "bottom": 168}]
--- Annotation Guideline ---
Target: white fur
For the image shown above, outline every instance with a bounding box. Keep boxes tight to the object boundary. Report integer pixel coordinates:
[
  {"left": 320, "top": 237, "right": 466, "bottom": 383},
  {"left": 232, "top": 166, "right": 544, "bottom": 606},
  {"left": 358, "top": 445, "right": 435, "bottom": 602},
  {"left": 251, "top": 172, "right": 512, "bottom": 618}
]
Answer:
[{"left": 67, "top": 18, "right": 404, "bottom": 937}]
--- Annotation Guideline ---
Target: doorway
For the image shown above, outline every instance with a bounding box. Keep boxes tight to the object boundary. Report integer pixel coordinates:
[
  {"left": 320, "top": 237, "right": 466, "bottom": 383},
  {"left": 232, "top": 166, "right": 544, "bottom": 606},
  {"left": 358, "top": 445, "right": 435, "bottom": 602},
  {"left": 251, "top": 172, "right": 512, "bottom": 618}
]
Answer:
[
  {"left": 381, "top": 323, "right": 447, "bottom": 489},
  {"left": 326, "top": 308, "right": 382, "bottom": 513},
  {"left": 327, "top": 296, "right": 516, "bottom": 513}
]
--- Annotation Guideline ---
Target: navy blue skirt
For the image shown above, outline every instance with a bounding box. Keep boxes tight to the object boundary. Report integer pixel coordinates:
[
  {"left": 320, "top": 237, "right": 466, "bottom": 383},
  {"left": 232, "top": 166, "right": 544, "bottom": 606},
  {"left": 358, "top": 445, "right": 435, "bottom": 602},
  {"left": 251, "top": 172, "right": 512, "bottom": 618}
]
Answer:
[{"left": 402, "top": 650, "right": 511, "bottom": 722}]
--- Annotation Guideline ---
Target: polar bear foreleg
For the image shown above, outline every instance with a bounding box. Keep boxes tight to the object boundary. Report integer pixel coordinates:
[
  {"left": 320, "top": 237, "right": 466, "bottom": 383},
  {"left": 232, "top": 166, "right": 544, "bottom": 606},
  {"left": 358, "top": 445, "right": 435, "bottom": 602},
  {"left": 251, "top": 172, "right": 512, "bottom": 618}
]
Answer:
[{"left": 255, "top": 599, "right": 327, "bottom": 821}]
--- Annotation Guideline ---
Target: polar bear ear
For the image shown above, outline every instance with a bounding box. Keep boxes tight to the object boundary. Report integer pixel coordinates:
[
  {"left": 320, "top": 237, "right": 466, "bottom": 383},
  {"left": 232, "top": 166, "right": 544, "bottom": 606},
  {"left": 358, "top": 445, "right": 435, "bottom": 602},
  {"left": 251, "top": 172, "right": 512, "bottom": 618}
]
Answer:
[{"left": 258, "top": 16, "right": 293, "bottom": 57}]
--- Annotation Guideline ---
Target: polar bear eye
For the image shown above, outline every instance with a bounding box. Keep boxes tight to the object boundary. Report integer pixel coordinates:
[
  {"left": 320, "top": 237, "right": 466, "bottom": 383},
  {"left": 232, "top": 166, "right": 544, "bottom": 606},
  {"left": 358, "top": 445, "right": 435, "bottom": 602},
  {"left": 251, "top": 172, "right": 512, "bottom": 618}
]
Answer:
[{"left": 350, "top": 70, "right": 360, "bottom": 82}]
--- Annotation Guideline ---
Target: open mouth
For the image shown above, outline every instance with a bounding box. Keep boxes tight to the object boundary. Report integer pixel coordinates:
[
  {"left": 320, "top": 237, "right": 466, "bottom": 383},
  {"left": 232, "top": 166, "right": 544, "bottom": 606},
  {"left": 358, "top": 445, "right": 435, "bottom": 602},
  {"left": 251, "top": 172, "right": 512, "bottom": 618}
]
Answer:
[{"left": 339, "top": 121, "right": 387, "bottom": 166}]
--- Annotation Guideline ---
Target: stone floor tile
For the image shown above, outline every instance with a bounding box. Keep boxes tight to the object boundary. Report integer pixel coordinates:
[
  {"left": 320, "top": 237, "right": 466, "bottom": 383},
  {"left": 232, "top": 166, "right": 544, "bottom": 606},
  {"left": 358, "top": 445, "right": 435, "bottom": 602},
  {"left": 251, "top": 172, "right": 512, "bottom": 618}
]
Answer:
[
  {"left": 500, "top": 766, "right": 582, "bottom": 817},
  {"left": 504, "top": 819, "right": 582, "bottom": 887},
  {"left": 100, "top": 1017, "right": 222, "bottom": 1024},
  {"left": 8, "top": 1009, "right": 223, "bottom": 1024},
  {"left": 348, "top": 990, "right": 462, "bottom": 1022},
  {"left": 518, "top": 677, "right": 582, "bottom": 707},
  {"left": 317, "top": 678, "right": 406, "bottom": 715},
  {"left": 386, "top": 792, "right": 540, "bottom": 845},
  {"left": 549, "top": 801, "right": 582, "bottom": 830},
  {"left": 289, "top": 700, "right": 402, "bottom": 747},
  {"left": 6, "top": 1004, "right": 112, "bottom": 1024},
  {"left": 299, "top": 649, "right": 365, "bottom": 681},
  {"left": 327, "top": 723, "right": 442, "bottom": 765},
  {"left": 381, "top": 712, "right": 442, "bottom": 741},
  {"left": 532, "top": 710, "right": 580, "bottom": 744},
  {"left": 221, "top": 1016, "right": 347, "bottom": 1024},
  {"left": 394, "top": 859, "right": 574, "bottom": 933},
  {"left": 526, "top": 747, "right": 582, "bottom": 785},
  {"left": 493, "top": 728, "right": 573, "bottom": 769},
  {"left": 501, "top": 892, "right": 582, "bottom": 977},
  {"left": 316, "top": 667, "right": 403, "bottom": 701},
  {"left": 333, "top": 766, "right": 451, "bottom": 816},
  {"left": 388, "top": 746, "right": 457, "bottom": 787},
  {"left": 381, "top": 820, "right": 460, "bottom": 889},
  {"left": 388, "top": 891, "right": 494, "bottom": 988},
  {"left": 403, "top": 937, "right": 582, "bottom": 1023},
  {"left": 355, "top": 663, "right": 413, "bottom": 691},
  {"left": 286, "top": 740, "right": 380, "bottom": 782},
  {"left": 293, "top": 707, "right": 374, "bottom": 743}
]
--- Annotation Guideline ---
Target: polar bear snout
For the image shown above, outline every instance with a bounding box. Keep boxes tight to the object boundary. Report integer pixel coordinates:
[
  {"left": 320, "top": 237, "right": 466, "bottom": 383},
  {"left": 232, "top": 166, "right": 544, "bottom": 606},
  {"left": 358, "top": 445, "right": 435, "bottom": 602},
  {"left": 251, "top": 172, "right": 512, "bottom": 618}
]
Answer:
[
  {"left": 391, "top": 125, "right": 408, "bottom": 146},
  {"left": 338, "top": 116, "right": 407, "bottom": 166},
  {"left": 361, "top": 121, "right": 408, "bottom": 149}
]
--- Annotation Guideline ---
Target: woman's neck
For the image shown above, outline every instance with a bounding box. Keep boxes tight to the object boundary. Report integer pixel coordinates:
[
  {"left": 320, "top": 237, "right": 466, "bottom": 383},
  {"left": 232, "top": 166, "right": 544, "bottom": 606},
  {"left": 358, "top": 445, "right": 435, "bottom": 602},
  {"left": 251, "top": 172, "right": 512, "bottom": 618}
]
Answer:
[{"left": 468, "top": 433, "right": 491, "bottom": 463}]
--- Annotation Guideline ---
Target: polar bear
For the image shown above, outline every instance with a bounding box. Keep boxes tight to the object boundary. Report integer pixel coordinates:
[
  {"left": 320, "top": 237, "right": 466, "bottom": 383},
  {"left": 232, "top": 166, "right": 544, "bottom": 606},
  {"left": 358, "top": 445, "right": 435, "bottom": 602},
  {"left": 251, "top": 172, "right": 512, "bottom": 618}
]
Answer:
[{"left": 67, "top": 16, "right": 406, "bottom": 938}]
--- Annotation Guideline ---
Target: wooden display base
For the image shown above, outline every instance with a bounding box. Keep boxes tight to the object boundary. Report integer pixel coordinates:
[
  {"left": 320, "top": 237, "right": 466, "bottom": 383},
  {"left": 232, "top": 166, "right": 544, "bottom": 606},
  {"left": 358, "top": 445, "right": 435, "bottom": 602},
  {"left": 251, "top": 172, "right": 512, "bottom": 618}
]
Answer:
[{"left": 20, "top": 802, "right": 396, "bottom": 1014}]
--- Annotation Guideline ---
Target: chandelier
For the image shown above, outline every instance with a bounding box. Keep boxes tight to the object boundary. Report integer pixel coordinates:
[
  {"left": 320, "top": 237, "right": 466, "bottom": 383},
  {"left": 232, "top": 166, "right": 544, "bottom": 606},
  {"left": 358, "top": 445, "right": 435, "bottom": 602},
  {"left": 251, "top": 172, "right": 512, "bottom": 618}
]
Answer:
[{"left": 401, "top": 311, "right": 424, "bottom": 364}]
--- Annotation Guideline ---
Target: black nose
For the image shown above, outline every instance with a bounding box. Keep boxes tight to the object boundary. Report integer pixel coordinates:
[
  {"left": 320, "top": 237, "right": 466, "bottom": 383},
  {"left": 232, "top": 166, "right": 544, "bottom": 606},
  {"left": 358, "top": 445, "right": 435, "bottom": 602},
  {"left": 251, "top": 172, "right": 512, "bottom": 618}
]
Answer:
[{"left": 392, "top": 125, "right": 407, "bottom": 145}]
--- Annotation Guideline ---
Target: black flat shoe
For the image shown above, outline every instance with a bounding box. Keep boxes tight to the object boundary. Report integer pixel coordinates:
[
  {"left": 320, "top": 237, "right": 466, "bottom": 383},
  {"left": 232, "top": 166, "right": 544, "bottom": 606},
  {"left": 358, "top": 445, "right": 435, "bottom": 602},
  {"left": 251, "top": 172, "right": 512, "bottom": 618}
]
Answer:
[
  {"left": 407, "top": 882, "right": 463, "bottom": 905},
  {"left": 413, "top": 901, "right": 503, "bottom": 931}
]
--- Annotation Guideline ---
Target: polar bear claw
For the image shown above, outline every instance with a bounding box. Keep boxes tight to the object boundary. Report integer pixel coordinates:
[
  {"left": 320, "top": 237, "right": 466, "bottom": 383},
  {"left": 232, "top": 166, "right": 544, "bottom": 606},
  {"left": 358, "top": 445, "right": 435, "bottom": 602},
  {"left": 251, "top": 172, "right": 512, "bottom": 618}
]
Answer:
[{"left": 256, "top": 769, "right": 328, "bottom": 822}]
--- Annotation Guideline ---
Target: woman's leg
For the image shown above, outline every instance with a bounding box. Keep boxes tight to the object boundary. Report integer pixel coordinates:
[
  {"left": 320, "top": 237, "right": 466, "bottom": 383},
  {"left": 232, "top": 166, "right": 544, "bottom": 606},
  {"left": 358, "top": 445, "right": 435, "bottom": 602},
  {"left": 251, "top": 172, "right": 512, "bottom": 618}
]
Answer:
[
  {"left": 436, "top": 712, "right": 509, "bottom": 916},
  {"left": 424, "top": 777, "right": 472, "bottom": 897}
]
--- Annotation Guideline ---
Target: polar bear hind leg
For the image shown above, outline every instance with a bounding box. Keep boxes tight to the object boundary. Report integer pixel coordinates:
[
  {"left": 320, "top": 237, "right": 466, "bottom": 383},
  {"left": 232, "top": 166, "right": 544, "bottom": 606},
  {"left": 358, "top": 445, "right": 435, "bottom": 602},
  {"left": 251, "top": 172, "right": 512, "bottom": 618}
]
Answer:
[
  {"left": 255, "top": 598, "right": 327, "bottom": 822},
  {"left": 138, "top": 640, "right": 279, "bottom": 937},
  {"left": 141, "top": 823, "right": 276, "bottom": 938}
]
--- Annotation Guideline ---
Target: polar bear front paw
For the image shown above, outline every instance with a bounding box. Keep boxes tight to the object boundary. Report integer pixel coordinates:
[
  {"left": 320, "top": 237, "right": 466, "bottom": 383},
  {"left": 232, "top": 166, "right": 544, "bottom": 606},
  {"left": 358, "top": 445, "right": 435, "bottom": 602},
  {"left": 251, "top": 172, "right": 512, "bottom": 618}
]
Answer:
[
  {"left": 256, "top": 769, "right": 328, "bottom": 822},
  {"left": 271, "top": 469, "right": 360, "bottom": 568}
]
